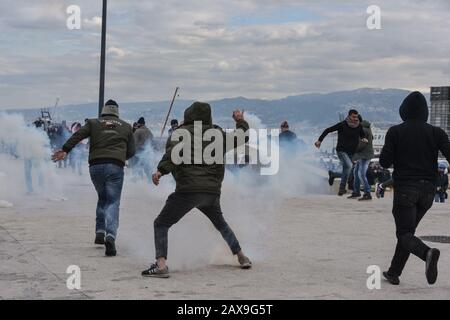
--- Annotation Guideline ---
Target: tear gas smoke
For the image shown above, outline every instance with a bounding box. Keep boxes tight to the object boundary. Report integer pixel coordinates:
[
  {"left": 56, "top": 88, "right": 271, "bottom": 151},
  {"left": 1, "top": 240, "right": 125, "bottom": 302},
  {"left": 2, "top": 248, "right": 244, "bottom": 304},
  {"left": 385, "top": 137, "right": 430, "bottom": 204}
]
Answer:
[
  {"left": 0, "top": 113, "right": 70, "bottom": 203},
  {"left": 120, "top": 113, "right": 328, "bottom": 269}
]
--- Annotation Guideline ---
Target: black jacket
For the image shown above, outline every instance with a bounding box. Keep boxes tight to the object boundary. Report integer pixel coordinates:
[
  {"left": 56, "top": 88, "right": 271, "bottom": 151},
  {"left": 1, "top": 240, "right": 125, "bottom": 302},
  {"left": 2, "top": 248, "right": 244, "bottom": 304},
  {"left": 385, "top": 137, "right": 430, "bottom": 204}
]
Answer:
[
  {"left": 280, "top": 130, "right": 297, "bottom": 143},
  {"left": 379, "top": 91, "right": 450, "bottom": 186},
  {"left": 318, "top": 120, "right": 365, "bottom": 154}
]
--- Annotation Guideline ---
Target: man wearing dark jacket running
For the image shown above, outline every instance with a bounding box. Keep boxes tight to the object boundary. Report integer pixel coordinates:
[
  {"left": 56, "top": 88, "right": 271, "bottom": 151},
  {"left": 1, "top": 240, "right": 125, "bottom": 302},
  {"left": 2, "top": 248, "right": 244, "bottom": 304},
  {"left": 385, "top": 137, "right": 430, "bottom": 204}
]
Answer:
[
  {"left": 380, "top": 91, "right": 450, "bottom": 286},
  {"left": 315, "top": 110, "right": 367, "bottom": 195},
  {"left": 52, "top": 100, "right": 135, "bottom": 257}
]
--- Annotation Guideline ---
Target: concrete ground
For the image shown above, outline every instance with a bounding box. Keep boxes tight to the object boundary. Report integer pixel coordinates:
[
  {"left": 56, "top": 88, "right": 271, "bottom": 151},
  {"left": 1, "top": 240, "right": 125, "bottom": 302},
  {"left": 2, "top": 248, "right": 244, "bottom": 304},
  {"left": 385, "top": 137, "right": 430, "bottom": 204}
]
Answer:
[{"left": 1, "top": 173, "right": 450, "bottom": 300}]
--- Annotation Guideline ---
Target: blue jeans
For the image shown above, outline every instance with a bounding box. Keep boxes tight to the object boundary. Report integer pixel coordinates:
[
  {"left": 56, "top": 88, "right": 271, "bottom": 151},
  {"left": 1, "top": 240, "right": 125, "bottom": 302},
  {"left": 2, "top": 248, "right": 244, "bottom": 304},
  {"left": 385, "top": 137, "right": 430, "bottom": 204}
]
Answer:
[
  {"left": 354, "top": 159, "right": 371, "bottom": 195},
  {"left": 337, "top": 152, "right": 353, "bottom": 191},
  {"left": 89, "top": 163, "right": 124, "bottom": 239}
]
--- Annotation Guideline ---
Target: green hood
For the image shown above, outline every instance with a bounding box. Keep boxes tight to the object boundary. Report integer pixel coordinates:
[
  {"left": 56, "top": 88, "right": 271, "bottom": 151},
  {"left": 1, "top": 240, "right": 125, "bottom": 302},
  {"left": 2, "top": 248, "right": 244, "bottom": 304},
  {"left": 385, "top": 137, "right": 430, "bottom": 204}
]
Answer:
[
  {"left": 183, "top": 102, "right": 213, "bottom": 126},
  {"left": 361, "top": 120, "right": 371, "bottom": 128}
]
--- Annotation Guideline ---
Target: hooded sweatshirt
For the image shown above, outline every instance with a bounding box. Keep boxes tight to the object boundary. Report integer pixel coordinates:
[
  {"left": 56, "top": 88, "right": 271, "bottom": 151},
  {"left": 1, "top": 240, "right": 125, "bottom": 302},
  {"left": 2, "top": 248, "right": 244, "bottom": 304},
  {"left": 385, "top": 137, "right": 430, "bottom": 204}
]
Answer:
[
  {"left": 157, "top": 102, "right": 249, "bottom": 194},
  {"left": 379, "top": 91, "right": 450, "bottom": 185}
]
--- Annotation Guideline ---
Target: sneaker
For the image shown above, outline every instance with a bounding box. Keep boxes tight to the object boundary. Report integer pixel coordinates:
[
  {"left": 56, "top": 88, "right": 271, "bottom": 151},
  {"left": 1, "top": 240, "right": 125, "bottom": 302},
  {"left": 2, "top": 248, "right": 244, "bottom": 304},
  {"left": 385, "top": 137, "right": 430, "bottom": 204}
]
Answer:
[
  {"left": 383, "top": 271, "right": 400, "bottom": 285},
  {"left": 358, "top": 194, "right": 372, "bottom": 201},
  {"left": 95, "top": 232, "right": 105, "bottom": 245},
  {"left": 347, "top": 193, "right": 361, "bottom": 199},
  {"left": 425, "top": 248, "right": 440, "bottom": 285},
  {"left": 238, "top": 255, "right": 252, "bottom": 269},
  {"left": 338, "top": 189, "right": 347, "bottom": 196},
  {"left": 105, "top": 236, "right": 116, "bottom": 257},
  {"left": 375, "top": 184, "right": 383, "bottom": 199},
  {"left": 142, "top": 263, "right": 170, "bottom": 278}
]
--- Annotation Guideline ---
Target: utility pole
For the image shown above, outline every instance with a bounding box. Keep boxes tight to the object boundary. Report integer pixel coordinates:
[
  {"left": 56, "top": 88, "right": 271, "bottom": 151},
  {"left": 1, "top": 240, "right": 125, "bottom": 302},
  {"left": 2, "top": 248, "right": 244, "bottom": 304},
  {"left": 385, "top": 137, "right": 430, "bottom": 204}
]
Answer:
[{"left": 98, "top": 0, "right": 107, "bottom": 117}]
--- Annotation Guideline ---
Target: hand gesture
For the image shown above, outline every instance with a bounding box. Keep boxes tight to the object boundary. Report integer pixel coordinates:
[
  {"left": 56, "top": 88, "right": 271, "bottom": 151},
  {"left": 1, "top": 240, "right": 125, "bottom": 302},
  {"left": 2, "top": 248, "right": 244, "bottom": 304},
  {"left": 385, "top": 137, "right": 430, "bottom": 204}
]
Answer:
[
  {"left": 52, "top": 150, "right": 67, "bottom": 162},
  {"left": 152, "top": 171, "right": 163, "bottom": 186}
]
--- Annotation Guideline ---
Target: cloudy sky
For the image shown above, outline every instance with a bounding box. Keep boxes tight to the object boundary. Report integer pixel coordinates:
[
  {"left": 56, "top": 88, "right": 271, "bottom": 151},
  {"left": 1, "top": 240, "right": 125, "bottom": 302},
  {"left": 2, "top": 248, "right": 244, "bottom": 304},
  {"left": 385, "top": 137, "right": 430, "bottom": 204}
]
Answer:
[{"left": 0, "top": 0, "right": 449, "bottom": 109}]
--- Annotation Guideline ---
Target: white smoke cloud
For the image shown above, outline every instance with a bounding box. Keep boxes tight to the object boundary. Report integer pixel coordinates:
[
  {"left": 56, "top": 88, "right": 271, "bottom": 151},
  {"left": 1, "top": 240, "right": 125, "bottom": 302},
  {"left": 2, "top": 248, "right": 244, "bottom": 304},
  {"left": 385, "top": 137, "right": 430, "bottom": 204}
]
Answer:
[{"left": 0, "top": 113, "right": 68, "bottom": 203}]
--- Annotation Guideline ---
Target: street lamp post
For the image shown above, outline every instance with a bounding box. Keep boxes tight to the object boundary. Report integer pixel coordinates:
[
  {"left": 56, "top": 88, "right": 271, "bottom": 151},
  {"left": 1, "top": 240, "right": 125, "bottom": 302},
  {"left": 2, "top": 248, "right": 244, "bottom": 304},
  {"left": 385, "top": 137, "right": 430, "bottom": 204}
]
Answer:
[{"left": 98, "top": 0, "right": 107, "bottom": 117}]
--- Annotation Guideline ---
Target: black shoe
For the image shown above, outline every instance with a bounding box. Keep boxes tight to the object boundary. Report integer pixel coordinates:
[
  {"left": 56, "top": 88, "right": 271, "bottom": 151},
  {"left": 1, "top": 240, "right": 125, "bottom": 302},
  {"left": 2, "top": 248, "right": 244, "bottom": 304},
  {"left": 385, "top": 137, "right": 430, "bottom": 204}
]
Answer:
[
  {"left": 142, "top": 263, "right": 170, "bottom": 278},
  {"left": 426, "top": 248, "right": 440, "bottom": 285},
  {"left": 95, "top": 232, "right": 105, "bottom": 245},
  {"left": 105, "top": 236, "right": 117, "bottom": 257},
  {"left": 383, "top": 271, "right": 400, "bottom": 285},
  {"left": 358, "top": 194, "right": 372, "bottom": 201},
  {"left": 338, "top": 189, "right": 347, "bottom": 196},
  {"left": 328, "top": 171, "right": 335, "bottom": 186},
  {"left": 347, "top": 193, "right": 361, "bottom": 199}
]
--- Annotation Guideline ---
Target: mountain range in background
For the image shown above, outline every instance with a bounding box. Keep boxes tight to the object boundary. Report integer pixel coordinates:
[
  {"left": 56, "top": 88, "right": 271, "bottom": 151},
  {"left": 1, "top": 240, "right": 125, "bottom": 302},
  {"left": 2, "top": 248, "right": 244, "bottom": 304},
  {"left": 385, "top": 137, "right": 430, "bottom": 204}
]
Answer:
[{"left": 6, "top": 88, "right": 421, "bottom": 131}]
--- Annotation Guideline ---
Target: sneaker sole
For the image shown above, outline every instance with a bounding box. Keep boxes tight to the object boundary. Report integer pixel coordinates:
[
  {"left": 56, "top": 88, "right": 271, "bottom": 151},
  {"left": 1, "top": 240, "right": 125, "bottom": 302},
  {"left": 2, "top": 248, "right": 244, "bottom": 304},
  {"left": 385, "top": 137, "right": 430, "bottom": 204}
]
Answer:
[
  {"left": 240, "top": 263, "right": 252, "bottom": 270},
  {"left": 383, "top": 272, "right": 400, "bottom": 285},
  {"left": 426, "top": 249, "right": 440, "bottom": 285},
  {"left": 142, "top": 273, "right": 170, "bottom": 279}
]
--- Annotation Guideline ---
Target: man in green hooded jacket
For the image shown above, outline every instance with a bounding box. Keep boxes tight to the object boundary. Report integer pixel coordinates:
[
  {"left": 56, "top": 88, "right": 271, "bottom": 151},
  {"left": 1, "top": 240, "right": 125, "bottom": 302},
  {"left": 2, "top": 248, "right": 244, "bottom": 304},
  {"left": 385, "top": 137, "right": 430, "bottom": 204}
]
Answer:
[{"left": 141, "top": 102, "right": 252, "bottom": 278}]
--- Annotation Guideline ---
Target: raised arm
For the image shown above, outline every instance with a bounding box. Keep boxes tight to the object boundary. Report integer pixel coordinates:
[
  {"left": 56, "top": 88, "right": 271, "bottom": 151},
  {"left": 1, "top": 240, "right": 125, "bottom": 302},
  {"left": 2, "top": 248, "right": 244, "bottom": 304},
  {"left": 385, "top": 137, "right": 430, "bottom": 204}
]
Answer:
[
  {"left": 315, "top": 122, "right": 341, "bottom": 148},
  {"left": 318, "top": 122, "right": 341, "bottom": 142},
  {"left": 224, "top": 111, "right": 250, "bottom": 154}
]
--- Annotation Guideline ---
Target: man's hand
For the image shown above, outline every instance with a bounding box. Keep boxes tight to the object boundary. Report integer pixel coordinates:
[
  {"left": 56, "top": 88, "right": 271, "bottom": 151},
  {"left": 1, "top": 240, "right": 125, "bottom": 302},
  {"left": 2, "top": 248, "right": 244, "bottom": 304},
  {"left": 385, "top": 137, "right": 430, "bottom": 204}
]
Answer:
[
  {"left": 232, "top": 109, "right": 244, "bottom": 122},
  {"left": 314, "top": 140, "right": 322, "bottom": 149},
  {"left": 52, "top": 150, "right": 67, "bottom": 162},
  {"left": 152, "top": 171, "right": 163, "bottom": 186},
  {"left": 361, "top": 138, "right": 369, "bottom": 143}
]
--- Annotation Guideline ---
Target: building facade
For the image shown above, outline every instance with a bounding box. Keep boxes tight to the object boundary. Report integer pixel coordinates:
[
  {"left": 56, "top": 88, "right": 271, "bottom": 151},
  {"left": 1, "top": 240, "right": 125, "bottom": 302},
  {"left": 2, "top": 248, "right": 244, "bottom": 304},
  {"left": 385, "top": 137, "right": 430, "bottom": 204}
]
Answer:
[{"left": 430, "top": 86, "right": 450, "bottom": 136}]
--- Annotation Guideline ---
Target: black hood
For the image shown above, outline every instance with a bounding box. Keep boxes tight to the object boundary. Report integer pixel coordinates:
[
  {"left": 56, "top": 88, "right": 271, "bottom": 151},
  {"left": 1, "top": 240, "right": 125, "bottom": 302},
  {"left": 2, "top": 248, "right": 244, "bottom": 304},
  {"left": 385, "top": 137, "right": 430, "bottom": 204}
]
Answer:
[
  {"left": 183, "top": 102, "right": 213, "bottom": 126},
  {"left": 399, "top": 91, "right": 429, "bottom": 122}
]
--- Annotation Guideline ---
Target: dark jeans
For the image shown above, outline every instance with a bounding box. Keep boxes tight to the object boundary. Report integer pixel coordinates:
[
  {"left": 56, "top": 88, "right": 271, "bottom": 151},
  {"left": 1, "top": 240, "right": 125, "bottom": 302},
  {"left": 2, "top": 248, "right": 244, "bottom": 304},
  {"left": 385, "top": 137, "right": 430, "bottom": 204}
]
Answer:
[
  {"left": 89, "top": 163, "right": 124, "bottom": 239},
  {"left": 154, "top": 192, "right": 242, "bottom": 260},
  {"left": 388, "top": 180, "right": 434, "bottom": 277},
  {"left": 435, "top": 191, "right": 446, "bottom": 203}
]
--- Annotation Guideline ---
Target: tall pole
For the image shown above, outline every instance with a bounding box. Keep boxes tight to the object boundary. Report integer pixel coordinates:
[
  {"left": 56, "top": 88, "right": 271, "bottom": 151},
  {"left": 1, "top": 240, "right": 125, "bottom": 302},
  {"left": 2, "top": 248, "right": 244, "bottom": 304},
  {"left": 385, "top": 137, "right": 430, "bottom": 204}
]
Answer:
[
  {"left": 98, "top": 0, "right": 107, "bottom": 117},
  {"left": 160, "top": 87, "right": 180, "bottom": 138}
]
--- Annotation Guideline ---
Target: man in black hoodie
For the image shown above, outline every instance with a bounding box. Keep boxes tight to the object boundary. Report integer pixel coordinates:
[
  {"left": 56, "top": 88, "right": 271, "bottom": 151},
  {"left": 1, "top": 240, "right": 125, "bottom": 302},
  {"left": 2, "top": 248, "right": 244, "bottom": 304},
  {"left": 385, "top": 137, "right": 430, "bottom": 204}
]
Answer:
[
  {"left": 315, "top": 110, "right": 367, "bottom": 196},
  {"left": 380, "top": 92, "right": 450, "bottom": 286}
]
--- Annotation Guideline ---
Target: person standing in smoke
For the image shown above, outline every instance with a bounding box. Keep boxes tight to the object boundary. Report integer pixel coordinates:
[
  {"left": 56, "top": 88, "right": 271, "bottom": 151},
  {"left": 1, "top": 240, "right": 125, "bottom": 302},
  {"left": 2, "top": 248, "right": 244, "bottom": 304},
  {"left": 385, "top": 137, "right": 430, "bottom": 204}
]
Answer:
[
  {"left": 141, "top": 102, "right": 252, "bottom": 278},
  {"left": 348, "top": 115, "right": 374, "bottom": 201},
  {"left": 380, "top": 92, "right": 450, "bottom": 286},
  {"left": 168, "top": 119, "right": 179, "bottom": 136},
  {"left": 315, "top": 110, "right": 367, "bottom": 196},
  {"left": 279, "top": 121, "right": 297, "bottom": 144},
  {"left": 132, "top": 117, "right": 154, "bottom": 182},
  {"left": 52, "top": 100, "right": 135, "bottom": 257},
  {"left": 435, "top": 163, "right": 448, "bottom": 203}
]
